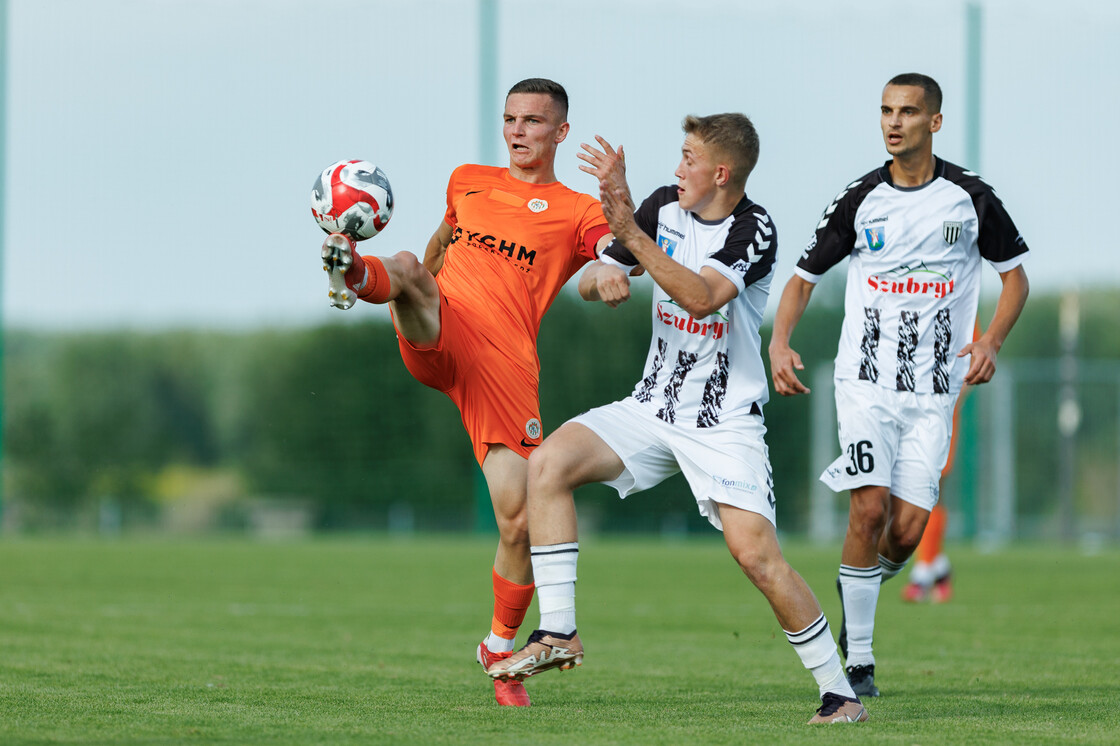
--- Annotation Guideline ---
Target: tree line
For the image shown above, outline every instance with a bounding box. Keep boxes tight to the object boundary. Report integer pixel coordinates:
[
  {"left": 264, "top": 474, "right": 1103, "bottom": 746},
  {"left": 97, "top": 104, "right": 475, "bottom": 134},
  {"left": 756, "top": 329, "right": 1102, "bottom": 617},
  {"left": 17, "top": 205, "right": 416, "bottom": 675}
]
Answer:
[{"left": 5, "top": 286, "right": 1116, "bottom": 534}]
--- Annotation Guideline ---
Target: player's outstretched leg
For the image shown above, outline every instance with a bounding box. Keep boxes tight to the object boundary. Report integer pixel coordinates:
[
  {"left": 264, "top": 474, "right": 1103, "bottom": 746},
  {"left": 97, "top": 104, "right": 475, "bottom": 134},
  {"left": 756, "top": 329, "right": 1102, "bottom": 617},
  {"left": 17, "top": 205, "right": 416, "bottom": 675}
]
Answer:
[{"left": 718, "top": 503, "right": 867, "bottom": 724}]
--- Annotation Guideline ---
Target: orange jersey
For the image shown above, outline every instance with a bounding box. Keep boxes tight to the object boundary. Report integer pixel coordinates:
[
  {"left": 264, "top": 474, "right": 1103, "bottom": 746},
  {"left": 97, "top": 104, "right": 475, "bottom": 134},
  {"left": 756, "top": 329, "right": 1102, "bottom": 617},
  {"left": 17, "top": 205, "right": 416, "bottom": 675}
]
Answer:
[{"left": 438, "top": 164, "right": 609, "bottom": 377}]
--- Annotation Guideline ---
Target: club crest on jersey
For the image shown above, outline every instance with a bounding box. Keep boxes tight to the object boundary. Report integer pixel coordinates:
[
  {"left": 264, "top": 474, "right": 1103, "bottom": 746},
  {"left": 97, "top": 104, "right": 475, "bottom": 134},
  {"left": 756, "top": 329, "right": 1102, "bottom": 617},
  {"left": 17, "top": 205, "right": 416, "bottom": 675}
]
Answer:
[
  {"left": 527, "top": 198, "right": 548, "bottom": 213},
  {"left": 864, "top": 227, "right": 886, "bottom": 252},
  {"left": 525, "top": 418, "right": 542, "bottom": 440},
  {"left": 658, "top": 234, "right": 678, "bottom": 256},
  {"left": 943, "top": 221, "right": 963, "bottom": 245}
]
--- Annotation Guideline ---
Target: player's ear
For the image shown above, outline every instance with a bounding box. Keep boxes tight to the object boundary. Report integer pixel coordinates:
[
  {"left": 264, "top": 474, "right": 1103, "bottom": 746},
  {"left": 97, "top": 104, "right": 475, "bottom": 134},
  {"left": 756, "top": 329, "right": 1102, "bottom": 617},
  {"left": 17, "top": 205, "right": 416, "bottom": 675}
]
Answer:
[
  {"left": 930, "top": 112, "right": 943, "bottom": 134},
  {"left": 715, "top": 163, "right": 731, "bottom": 187},
  {"left": 555, "top": 121, "right": 570, "bottom": 144}
]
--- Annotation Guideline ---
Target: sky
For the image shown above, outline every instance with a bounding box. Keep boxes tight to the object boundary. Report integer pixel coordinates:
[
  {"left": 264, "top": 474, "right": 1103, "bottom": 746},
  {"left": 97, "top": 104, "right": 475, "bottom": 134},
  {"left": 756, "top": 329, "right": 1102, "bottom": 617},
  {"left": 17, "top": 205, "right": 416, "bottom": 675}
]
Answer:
[{"left": 4, "top": 0, "right": 1118, "bottom": 330}]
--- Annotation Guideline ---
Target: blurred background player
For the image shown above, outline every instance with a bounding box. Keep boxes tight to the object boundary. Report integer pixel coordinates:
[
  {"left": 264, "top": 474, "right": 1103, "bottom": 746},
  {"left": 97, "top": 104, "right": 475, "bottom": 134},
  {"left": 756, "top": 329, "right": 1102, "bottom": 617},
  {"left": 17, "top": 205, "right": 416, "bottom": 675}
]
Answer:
[
  {"left": 768, "top": 73, "right": 1030, "bottom": 698},
  {"left": 901, "top": 378, "right": 973, "bottom": 603},
  {"left": 319, "top": 78, "right": 613, "bottom": 707},
  {"left": 488, "top": 115, "right": 867, "bottom": 725}
]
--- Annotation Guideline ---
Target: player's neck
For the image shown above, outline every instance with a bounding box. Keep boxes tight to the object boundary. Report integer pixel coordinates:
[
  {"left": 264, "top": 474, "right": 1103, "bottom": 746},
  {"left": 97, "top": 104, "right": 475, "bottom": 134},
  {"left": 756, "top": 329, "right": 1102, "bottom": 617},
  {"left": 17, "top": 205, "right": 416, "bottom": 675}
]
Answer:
[
  {"left": 889, "top": 152, "right": 936, "bottom": 188},
  {"left": 507, "top": 163, "right": 559, "bottom": 185},
  {"left": 693, "top": 189, "right": 742, "bottom": 222}
]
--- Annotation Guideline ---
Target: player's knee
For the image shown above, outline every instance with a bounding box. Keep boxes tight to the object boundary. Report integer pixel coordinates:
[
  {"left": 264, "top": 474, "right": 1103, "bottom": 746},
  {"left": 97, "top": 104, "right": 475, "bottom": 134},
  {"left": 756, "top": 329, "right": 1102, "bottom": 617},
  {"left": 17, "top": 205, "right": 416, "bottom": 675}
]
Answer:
[
  {"left": 527, "top": 442, "right": 582, "bottom": 493},
  {"left": 889, "top": 521, "right": 924, "bottom": 554},
  {"left": 388, "top": 251, "right": 434, "bottom": 294},
  {"left": 494, "top": 504, "right": 529, "bottom": 546},
  {"left": 734, "top": 546, "right": 785, "bottom": 592}
]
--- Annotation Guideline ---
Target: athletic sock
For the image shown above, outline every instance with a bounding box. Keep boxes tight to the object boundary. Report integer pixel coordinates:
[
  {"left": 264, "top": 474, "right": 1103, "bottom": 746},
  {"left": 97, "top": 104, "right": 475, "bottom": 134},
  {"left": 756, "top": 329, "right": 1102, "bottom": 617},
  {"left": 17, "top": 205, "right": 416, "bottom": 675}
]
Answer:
[
  {"left": 489, "top": 568, "right": 534, "bottom": 644},
  {"left": 838, "top": 564, "right": 881, "bottom": 668},
  {"left": 348, "top": 253, "right": 393, "bottom": 303},
  {"left": 530, "top": 542, "right": 578, "bottom": 635},
  {"left": 909, "top": 560, "right": 935, "bottom": 587},
  {"left": 484, "top": 632, "right": 515, "bottom": 654},
  {"left": 785, "top": 614, "right": 857, "bottom": 699},
  {"left": 878, "top": 553, "right": 908, "bottom": 582},
  {"left": 931, "top": 553, "right": 951, "bottom": 582}
]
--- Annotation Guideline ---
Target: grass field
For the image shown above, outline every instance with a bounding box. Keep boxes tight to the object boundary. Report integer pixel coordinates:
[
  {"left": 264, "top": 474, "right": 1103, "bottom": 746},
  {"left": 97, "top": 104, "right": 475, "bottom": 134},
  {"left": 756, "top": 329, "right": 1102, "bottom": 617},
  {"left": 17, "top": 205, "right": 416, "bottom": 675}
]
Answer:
[{"left": 1, "top": 536, "right": 1117, "bottom": 744}]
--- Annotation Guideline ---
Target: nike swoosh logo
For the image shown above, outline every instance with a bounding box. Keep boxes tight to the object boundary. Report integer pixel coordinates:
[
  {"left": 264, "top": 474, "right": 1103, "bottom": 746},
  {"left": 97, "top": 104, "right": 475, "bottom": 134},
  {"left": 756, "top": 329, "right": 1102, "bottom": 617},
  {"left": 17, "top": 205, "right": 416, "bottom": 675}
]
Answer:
[
  {"left": 466, "top": 190, "right": 484, "bottom": 196},
  {"left": 520, "top": 439, "right": 539, "bottom": 449}
]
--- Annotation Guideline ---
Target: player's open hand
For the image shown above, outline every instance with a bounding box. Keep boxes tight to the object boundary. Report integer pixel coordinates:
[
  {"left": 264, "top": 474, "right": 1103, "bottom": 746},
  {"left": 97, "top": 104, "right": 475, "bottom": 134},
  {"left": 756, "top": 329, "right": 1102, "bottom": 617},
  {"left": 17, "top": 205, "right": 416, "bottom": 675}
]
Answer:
[
  {"left": 768, "top": 343, "right": 811, "bottom": 396},
  {"left": 959, "top": 336, "right": 998, "bottom": 385}
]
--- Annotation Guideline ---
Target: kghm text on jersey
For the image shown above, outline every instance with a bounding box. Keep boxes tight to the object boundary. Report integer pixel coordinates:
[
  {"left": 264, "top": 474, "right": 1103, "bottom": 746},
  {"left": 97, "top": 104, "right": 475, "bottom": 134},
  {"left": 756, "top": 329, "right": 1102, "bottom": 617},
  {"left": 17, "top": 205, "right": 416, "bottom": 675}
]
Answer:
[
  {"left": 866, "top": 274, "right": 955, "bottom": 299},
  {"left": 451, "top": 227, "right": 536, "bottom": 268}
]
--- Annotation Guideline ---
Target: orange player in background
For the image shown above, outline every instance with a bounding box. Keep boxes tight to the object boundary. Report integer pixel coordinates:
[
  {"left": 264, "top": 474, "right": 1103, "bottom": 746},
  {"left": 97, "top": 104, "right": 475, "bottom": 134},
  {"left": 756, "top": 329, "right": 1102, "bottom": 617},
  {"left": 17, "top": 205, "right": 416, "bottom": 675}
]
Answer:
[
  {"left": 901, "top": 389, "right": 964, "bottom": 603},
  {"left": 319, "top": 78, "right": 613, "bottom": 707},
  {"left": 902, "top": 322, "right": 979, "bottom": 604}
]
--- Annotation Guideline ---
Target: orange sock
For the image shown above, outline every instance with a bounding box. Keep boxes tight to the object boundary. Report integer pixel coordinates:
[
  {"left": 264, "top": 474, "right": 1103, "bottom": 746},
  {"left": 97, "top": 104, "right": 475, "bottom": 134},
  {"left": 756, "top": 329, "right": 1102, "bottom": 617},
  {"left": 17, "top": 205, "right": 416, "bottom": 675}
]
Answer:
[
  {"left": 347, "top": 253, "right": 393, "bottom": 303},
  {"left": 491, "top": 568, "right": 535, "bottom": 640},
  {"left": 918, "top": 503, "right": 947, "bottom": 564}
]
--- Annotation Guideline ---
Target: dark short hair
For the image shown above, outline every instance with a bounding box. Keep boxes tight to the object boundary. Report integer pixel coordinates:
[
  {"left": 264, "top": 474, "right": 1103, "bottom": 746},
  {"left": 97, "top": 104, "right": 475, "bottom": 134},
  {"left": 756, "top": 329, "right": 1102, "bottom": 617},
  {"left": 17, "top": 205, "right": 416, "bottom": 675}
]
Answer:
[
  {"left": 682, "top": 113, "right": 760, "bottom": 189},
  {"left": 507, "top": 78, "right": 569, "bottom": 121},
  {"left": 887, "top": 73, "right": 943, "bottom": 114}
]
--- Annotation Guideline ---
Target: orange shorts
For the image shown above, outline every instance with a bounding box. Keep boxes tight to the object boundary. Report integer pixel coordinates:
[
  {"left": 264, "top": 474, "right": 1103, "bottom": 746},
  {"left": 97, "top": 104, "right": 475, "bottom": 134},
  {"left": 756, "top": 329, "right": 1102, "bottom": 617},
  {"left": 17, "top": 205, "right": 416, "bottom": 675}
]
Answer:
[{"left": 394, "top": 295, "right": 542, "bottom": 466}]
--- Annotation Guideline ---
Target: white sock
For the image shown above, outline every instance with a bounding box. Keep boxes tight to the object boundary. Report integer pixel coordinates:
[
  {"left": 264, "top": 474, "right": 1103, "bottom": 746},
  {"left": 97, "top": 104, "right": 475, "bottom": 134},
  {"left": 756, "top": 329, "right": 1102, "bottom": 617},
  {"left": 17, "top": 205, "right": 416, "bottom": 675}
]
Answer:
[
  {"left": 931, "top": 553, "right": 951, "bottom": 581},
  {"left": 531, "top": 542, "right": 578, "bottom": 635},
  {"left": 839, "top": 564, "right": 881, "bottom": 667},
  {"left": 909, "top": 560, "right": 935, "bottom": 586},
  {"left": 484, "top": 632, "right": 514, "bottom": 653},
  {"left": 878, "top": 553, "right": 908, "bottom": 582},
  {"left": 786, "top": 615, "right": 857, "bottom": 699}
]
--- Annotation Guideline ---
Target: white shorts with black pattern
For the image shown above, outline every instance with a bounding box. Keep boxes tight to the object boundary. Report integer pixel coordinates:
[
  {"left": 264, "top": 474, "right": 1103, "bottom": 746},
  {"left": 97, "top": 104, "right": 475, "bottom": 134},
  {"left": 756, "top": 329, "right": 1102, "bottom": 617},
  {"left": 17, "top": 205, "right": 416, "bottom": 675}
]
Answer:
[
  {"left": 570, "top": 396, "right": 775, "bottom": 531},
  {"left": 821, "top": 379, "right": 957, "bottom": 510}
]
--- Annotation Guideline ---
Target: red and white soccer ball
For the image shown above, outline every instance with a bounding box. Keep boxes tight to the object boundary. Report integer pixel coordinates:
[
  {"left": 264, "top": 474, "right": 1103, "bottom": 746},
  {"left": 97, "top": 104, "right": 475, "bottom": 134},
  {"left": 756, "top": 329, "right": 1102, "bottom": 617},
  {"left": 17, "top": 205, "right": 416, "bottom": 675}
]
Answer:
[{"left": 310, "top": 160, "right": 394, "bottom": 241}]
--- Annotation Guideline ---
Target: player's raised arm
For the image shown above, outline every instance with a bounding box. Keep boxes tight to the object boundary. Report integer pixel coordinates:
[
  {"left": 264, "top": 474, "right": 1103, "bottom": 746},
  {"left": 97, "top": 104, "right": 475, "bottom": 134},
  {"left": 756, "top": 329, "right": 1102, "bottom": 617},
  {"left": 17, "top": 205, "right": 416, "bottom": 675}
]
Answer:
[
  {"left": 768, "top": 275, "right": 816, "bottom": 396},
  {"left": 581, "top": 136, "right": 735, "bottom": 319}
]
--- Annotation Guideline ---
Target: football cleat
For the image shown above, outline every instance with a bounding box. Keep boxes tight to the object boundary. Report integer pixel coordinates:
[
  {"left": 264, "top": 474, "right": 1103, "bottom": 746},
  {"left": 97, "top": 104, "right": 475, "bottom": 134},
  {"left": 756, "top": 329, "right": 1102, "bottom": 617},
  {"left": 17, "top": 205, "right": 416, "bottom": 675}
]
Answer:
[
  {"left": 901, "top": 581, "right": 930, "bottom": 603},
  {"left": 322, "top": 233, "right": 357, "bottom": 310},
  {"left": 477, "top": 641, "right": 530, "bottom": 707},
  {"left": 486, "top": 629, "right": 583, "bottom": 681},
  {"left": 808, "top": 692, "right": 869, "bottom": 724},
  {"left": 931, "top": 573, "right": 953, "bottom": 603},
  {"left": 846, "top": 664, "right": 880, "bottom": 698}
]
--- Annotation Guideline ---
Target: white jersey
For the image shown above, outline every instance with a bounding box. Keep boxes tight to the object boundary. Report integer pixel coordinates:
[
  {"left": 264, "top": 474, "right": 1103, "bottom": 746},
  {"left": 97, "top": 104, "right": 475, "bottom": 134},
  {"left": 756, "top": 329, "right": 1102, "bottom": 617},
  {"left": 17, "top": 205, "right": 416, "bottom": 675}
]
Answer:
[
  {"left": 796, "top": 158, "right": 1028, "bottom": 395},
  {"left": 601, "top": 186, "right": 776, "bottom": 427}
]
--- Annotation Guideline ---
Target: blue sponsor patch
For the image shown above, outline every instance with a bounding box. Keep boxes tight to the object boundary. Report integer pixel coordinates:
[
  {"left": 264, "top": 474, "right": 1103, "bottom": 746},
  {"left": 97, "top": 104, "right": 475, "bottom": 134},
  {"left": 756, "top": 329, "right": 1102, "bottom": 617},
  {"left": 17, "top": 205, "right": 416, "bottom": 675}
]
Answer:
[
  {"left": 864, "top": 227, "right": 885, "bottom": 251},
  {"left": 658, "top": 234, "right": 677, "bottom": 256}
]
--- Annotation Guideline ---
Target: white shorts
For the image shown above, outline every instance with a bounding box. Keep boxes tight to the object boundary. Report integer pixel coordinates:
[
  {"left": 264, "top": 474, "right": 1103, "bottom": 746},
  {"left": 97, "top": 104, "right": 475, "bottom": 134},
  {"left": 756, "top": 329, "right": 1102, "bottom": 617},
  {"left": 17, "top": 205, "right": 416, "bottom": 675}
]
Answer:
[
  {"left": 570, "top": 396, "right": 775, "bottom": 531},
  {"left": 820, "top": 379, "right": 957, "bottom": 510}
]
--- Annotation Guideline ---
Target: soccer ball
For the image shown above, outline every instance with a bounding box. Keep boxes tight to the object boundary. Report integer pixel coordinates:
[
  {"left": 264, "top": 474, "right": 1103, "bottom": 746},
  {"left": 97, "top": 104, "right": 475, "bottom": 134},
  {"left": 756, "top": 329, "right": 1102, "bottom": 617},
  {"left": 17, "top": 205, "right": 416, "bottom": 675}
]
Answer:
[{"left": 310, "top": 160, "right": 394, "bottom": 240}]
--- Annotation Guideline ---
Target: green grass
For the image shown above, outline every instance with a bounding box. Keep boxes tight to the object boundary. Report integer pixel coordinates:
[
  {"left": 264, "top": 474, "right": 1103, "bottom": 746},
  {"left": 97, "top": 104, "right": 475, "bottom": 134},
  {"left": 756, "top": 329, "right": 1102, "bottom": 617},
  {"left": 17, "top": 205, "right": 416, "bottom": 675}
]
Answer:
[{"left": 0, "top": 536, "right": 1116, "bottom": 744}]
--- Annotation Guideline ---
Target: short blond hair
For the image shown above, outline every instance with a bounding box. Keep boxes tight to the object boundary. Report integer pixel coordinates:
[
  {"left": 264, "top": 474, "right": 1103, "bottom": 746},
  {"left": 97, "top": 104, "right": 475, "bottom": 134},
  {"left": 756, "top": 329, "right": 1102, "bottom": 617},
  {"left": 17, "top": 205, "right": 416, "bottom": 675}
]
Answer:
[{"left": 682, "top": 113, "right": 759, "bottom": 190}]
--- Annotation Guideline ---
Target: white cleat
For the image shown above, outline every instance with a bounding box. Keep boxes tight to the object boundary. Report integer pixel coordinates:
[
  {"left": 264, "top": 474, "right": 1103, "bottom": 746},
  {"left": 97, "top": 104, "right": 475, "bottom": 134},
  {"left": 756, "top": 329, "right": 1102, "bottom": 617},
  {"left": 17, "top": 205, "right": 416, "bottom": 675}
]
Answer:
[{"left": 321, "top": 233, "right": 356, "bottom": 310}]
